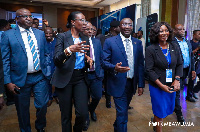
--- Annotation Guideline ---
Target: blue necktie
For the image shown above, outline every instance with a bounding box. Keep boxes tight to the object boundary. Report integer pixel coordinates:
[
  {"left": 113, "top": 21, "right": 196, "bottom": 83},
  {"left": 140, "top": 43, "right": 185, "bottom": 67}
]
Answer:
[{"left": 27, "top": 30, "right": 39, "bottom": 71}]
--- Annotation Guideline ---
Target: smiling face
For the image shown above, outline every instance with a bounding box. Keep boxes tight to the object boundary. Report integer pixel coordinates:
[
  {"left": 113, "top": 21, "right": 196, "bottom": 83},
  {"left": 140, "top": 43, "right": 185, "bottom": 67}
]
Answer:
[
  {"left": 120, "top": 18, "right": 133, "bottom": 38},
  {"left": 45, "top": 27, "right": 53, "bottom": 42},
  {"left": 16, "top": 9, "right": 33, "bottom": 29},
  {"left": 158, "top": 25, "right": 169, "bottom": 43}
]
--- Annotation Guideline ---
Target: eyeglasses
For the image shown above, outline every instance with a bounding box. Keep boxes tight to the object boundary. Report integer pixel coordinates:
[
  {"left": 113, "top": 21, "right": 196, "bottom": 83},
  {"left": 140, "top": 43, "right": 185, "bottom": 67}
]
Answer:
[
  {"left": 74, "top": 19, "right": 88, "bottom": 24},
  {"left": 121, "top": 23, "right": 133, "bottom": 27},
  {"left": 17, "top": 15, "right": 33, "bottom": 19},
  {"left": 85, "top": 28, "right": 94, "bottom": 31}
]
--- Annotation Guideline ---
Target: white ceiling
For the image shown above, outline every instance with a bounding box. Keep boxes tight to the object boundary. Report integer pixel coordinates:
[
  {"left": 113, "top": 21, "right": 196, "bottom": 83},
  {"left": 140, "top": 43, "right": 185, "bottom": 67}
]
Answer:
[{"left": 31, "top": 0, "right": 121, "bottom": 8}]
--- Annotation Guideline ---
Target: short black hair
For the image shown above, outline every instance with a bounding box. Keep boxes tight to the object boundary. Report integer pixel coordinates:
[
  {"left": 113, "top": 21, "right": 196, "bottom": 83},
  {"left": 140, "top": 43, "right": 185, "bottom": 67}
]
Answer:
[
  {"left": 138, "top": 30, "right": 143, "bottom": 35},
  {"left": 8, "top": 19, "right": 15, "bottom": 24},
  {"left": 149, "top": 22, "right": 173, "bottom": 44},
  {"left": 0, "top": 19, "right": 9, "bottom": 30},
  {"left": 193, "top": 30, "right": 200, "bottom": 35},
  {"left": 110, "top": 20, "right": 120, "bottom": 27},
  {"left": 33, "top": 18, "right": 39, "bottom": 21},
  {"left": 66, "top": 11, "right": 82, "bottom": 28}
]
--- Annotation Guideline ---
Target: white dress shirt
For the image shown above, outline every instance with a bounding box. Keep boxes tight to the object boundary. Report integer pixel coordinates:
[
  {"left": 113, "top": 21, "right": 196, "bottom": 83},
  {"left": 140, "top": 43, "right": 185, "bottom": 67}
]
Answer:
[
  {"left": 18, "top": 25, "right": 40, "bottom": 73},
  {"left": 89, "top": 37, "right": 95, "bottom": 70}
]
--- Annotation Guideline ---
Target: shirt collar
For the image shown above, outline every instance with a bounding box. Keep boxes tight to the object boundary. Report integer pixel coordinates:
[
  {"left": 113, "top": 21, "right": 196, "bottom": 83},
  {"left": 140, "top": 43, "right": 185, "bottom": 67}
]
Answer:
[
  {"left": 175, "top": 37, "right": 186, "bottom": 42},
  {"left": 120, "top": 32, "right": 131, "bottom": 42},
  {"left": 18, "top": 25, "right": 33, "bottom": 33}
]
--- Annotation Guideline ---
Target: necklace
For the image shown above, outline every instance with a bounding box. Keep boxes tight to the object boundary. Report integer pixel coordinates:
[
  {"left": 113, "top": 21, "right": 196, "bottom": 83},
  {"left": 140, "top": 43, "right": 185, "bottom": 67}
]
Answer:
[{"left": 159, "top": 43, "right": 170, "bottom": 57}]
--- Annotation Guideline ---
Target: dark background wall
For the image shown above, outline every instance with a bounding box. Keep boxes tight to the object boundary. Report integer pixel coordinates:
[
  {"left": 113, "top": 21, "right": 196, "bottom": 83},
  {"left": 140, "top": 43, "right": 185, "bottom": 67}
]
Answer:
[{"left": 0, "top": 1, "right": 98, "bottom": 31}]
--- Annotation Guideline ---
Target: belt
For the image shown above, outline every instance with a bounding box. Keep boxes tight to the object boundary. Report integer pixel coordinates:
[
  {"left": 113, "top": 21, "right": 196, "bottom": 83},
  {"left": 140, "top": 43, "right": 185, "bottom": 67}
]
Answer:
[
  {"left": 127, "top": 77, "right": 134, "bottom": 80},
  {"left": 27, "top": 70, "right": 42, "bottom": 75},
  {"left": 73, "top": 69, "right": 85, "bottom": 73},
  {"left": 88, "top": 71, "right": 95, "bottom": 73}
]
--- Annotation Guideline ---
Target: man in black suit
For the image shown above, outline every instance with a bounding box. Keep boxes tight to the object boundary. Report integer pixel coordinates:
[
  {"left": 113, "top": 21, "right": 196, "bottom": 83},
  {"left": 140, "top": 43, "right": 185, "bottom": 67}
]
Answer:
[{"left": 172, "top": 24, "right": 196, "bottom": 124}]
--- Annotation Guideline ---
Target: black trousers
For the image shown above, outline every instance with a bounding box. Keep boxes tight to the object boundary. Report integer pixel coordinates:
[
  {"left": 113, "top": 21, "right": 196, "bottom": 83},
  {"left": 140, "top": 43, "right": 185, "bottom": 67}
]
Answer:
[
  {"left": 187, "top": 75, "right": 196, "bottom": 98},
  {"left": 175, "top": 67, "right": 189, "bottom": 116},
  {"left": 56, "top": 69, "right": 88, "bottom": 132}
]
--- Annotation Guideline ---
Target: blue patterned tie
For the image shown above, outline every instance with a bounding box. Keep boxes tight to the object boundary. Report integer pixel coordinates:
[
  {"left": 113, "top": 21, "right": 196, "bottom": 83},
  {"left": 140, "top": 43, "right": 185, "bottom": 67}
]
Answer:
[
  {"left": 125, "top": 39, "right": 134, "bottom": 78},
  {"left": 27, "top": 30, "right": 39, "bottom": 71}
]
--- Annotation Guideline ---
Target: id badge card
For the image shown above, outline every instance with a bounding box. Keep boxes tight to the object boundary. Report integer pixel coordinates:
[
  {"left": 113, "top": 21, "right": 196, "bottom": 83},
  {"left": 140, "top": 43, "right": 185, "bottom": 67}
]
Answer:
[{"left": 166, "top": 69, "right": 172, "bottom": 82}]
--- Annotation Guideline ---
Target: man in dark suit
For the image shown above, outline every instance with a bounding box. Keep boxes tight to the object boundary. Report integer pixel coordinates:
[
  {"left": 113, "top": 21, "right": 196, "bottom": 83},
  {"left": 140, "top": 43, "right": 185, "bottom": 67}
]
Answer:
[
  {"left": 188, "top": 30, "right": 200, "bottom": 99},
  {"left": 82, "top": 22, "right": 104, "bottom": 130},
  {"left": 103, "top": 18, "right": 145, "bottom": 132},
  {"left": 191, "top": 30, "right": 200, "bottom": 95},
  {"left": 0, "top": 48, "right": 4, "bottom": 111},
  {"left": 0, "top": 8, "right": 51, "bottom": 132},
  {"left": 172, "top": 24, "right": 196, "bottom": 124}
]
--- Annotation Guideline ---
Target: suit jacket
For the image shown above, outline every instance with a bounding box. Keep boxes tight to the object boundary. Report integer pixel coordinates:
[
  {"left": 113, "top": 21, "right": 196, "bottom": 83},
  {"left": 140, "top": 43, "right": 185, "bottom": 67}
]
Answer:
[
  {"left": 51, "top": 30, "right": 90, "bottom": 88},
  {"left": 145, "top": 43, "right": 183, "bottom": 88},
  {"left": 103, "top": 34, "right": 145, "bottom": 97},
  {"left": 88, "top": 38, "right": 104, "bottom": 80},
  {"left": 0, "top": 26, "right": 51, "bottom": 87},
  {"left": 0, "top": 48, "right": 4, "bottom": 94},
  {"left": 172, "top": 37, "right": 195, "bottom": 77}
]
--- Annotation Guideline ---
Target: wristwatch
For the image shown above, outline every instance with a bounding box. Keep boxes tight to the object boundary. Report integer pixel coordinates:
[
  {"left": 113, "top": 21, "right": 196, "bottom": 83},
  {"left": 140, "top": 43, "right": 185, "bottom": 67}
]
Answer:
[
  {"left": 175, "top": 77, "right": 180, "bottom": 81},
  {"left": 64, "top": 47, "right": 72, "bottom": 56}
]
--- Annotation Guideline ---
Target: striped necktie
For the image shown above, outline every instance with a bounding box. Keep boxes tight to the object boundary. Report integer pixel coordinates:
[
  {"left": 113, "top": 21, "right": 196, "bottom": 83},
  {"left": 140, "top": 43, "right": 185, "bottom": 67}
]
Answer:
[
  {"left": 27, "top": 30, "right": 39, "bottom": 71},
  {"left": 125, "top": 38, "right": 134, "bottom": 78}
]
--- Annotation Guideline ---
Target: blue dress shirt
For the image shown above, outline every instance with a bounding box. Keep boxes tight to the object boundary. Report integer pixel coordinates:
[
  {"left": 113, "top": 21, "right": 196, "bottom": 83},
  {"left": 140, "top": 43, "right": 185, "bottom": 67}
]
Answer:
[
  {"left": 176, "top": 37, "right": 190, "bottom": 68},
  {"left": 73, "top": 37, "right": 85, "bottom": 69}
]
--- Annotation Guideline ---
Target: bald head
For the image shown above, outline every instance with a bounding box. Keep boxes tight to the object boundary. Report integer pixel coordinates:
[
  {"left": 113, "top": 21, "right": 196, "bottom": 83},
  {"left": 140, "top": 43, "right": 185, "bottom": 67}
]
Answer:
[
  {"left": 174, "top": 24, "right": 185, "bottom": 38},
  {"left": 120, "top": 18, "right": 133, "bottom": 38},
  {"left": 16, "top": 8, "right": 29, "bottom": 16},
  {"left": 16, "top": 8, "right": 33, "bottom": 29}
]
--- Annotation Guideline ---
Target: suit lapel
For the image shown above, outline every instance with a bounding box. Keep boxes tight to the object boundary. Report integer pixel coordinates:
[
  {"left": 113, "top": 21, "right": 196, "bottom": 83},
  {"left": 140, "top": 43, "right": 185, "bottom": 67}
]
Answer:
[
  {"left": 169, "top": 44, "right": 176, "bottom": 69},
  {"left": 14, "top": 27, "right": 27, "bottom": 55},
  {"left": 131, "top": 37, "right": 137, "bottom": 63},
  {"left": 154, "top": 44, "right": 168, "bottom": 68},
  {"left": 115, "top": 35, "right": 128, "bottom": 64}
]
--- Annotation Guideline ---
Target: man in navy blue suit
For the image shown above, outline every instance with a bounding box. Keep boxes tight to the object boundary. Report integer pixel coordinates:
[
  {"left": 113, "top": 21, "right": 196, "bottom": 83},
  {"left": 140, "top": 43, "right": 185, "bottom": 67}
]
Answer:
[
  {"left": 103, "top": 18, "right": 145, "bottom": 132},
  {"left": 82, "top": 22, "right": 104, "bottom": 131},
  {"left": 0, "top": 8, "right": 50, "bottom": 132}
]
